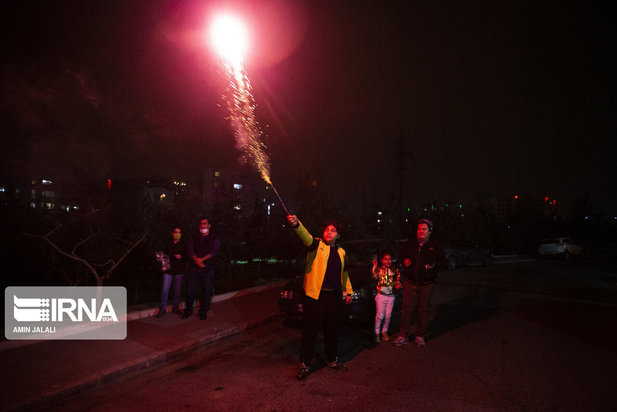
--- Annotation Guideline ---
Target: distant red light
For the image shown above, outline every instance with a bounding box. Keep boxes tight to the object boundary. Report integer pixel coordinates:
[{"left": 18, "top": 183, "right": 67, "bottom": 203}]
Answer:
[{"left": 107, "top": 179, "right": 111, "bottom": 190}]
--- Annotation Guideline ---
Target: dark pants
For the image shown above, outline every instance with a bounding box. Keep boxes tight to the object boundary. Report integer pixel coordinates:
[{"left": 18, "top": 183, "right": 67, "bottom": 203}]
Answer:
[
  {"left": 300, "top": 290, "right": 340, "bottom": 365},
  {"left": 159, "top": 273, "right": 183, "bottom": 310},
  {"left": 185, "top": 268, "right": 215, "bottom": 316},
  {"left": 398, "top": 281, "right": 434, "bottom": 338}
]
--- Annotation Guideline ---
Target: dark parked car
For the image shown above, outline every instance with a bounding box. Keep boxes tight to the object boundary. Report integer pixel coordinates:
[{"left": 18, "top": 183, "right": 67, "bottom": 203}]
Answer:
[
  {"left": 443, "top": 242, "right": 492, "bottom": 271},
  {"left": 537, "top": 237, "right": 583, "bottom": 259},
  {"left": 278, "top": 239, "right": 403, "bottom": 323}
]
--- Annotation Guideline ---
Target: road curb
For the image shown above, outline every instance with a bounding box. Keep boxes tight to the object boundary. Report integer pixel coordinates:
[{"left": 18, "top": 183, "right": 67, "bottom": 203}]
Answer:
[
  {"left": 126, "top": 280, "right": 288, "bottom": 321},
  {"left": 6, "top": 311, "right": 281, "bottom": 412},
  {"left": 0, "top": 280, "right": 287, "bottom": 352}
]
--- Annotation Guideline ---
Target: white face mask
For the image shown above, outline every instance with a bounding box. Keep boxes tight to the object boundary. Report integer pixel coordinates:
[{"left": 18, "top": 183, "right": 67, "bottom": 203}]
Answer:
[{"left": 200, "top": 228, "right": 209, "bottom": 235}]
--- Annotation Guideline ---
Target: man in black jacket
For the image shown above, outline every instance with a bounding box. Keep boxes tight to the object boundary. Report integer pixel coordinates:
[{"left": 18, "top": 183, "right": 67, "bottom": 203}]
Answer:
[
  {"left": 393, "top": 218, "right": 446, "bottom": 347},
  {"left": 182, "top": 217, "right": 220, "bottom": 320}
]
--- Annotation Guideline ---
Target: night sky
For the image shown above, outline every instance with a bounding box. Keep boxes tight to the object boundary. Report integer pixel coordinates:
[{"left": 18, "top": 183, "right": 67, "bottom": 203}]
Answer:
[{"left": 2, "top": 0, "right": 615, "bottom": 215}]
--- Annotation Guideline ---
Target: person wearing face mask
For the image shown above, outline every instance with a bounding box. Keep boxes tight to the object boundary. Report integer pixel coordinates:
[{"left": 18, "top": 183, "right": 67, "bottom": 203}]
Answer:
[
  {"left": 393, "top": 218, "right": 446, "bottom": 348},
  {"left": 156, "top": 227, "right": 186, "bottom": 318},
  {"left": 182, "top": 217, "right": 220, "bottom": 320},
  {"left": 286, "top": 214, "right": 353, "bottom": 381}
]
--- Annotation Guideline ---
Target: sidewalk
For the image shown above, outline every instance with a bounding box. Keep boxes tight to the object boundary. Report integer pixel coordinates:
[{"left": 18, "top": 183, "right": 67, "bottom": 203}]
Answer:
[{"left": 0, "top": 281, "right": 286, "bottom": 412}]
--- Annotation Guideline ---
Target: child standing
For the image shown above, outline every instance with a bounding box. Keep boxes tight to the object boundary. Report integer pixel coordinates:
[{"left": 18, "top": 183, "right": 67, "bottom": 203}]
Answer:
[{"left": 372, "top": 252, "right": 401, "bottom": 342}]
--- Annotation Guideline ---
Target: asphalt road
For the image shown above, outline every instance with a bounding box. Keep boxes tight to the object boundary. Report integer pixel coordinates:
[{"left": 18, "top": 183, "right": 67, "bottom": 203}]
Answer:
[{"left": 50, "top": 257, "right": 616, "bottom": 411}]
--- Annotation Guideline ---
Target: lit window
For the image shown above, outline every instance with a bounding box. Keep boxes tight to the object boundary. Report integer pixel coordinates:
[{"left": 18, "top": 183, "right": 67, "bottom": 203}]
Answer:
[
  {"left": 160, "top": 194, "right": 166, "bottom": 200},
  {"left": 214, "top": 171, "right": 221, "bottom": 177},
  {"left": 41, "top": 190, "right": 55, "bottom": 198},
  {"left": 0, "top": 187, "right": 5, "bottom": 192},
  {"left": 234, "top": 205, "right": 241, "bottom": 210},
  {"left": 233, "top": 183, "right": 242, "bottom": 190},
  {"left": 42, "top": 179, "right": 53, "bottom": 185},
  {"left": 377, "top": 211, "right": 383, "bottom": 215},
  {"left": 30, "top": 202, "right": 36, "bottom": 208},
  {"left": 31, "top": 189, "right": 36, "bottom": 198}
]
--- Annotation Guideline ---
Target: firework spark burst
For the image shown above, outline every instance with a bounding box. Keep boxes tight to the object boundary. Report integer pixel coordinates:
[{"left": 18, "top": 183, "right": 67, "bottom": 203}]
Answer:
[
  {"left": 210, "top": 14, "right": 290, "bottom": 215},
  {"left": 221, "top": 60, "right": 272, "bottom": 185}
]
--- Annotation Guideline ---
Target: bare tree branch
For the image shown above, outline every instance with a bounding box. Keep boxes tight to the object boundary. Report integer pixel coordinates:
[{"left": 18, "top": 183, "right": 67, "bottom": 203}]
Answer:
[
  {"left": 93, "top": 260, "right": 114, "bottom": 267},
  {"left": 24, "top": 225, "right": 149, "bottom": 285},
  {"left": 103, "top": 228, "right": 149, "bottom": 279},
  {"left": 72, "top": 228, "right": 97, "bottom": 255},
  {"left": 24, "top": 225, "right": 101, "bottom": 280}
]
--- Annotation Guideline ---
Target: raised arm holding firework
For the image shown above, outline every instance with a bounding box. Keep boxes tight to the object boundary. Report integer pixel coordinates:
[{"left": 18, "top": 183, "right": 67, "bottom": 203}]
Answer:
[{"left": 286, "top": 214, "right": 352, "bottom": 381}]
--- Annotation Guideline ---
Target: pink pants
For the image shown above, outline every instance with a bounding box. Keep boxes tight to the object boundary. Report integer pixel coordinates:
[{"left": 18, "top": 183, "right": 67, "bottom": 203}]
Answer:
[{"left": 375, "top": 293, "right": 395, "bottom": 334}]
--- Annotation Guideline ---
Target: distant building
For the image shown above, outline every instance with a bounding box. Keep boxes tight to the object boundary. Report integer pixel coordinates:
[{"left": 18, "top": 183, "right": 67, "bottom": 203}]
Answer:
[
  {"left": 201, "top": 167, "right": 277, "bottom": 218},
  {"left": 1, "top": 166, "right": 277, "bottom": 219},
  {"left": 495, "top": 197, "right": 513, "bottom": 222},
  {"left": 144, "top": 177, "right": 175, "bottom": 208}
]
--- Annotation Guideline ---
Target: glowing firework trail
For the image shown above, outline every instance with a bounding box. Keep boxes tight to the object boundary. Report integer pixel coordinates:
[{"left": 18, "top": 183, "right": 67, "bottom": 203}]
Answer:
[
  {"left": 211, "top": 14, "right": 290, "bottom": 214},
  {"left": 223, "top": 62, "right": 271, "bottom": 184}
]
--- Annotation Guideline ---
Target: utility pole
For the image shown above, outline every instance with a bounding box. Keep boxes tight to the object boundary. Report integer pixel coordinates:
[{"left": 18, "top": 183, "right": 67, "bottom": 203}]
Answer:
[{"left": 394, "top": 130, "right": 410, "bottom": 209}]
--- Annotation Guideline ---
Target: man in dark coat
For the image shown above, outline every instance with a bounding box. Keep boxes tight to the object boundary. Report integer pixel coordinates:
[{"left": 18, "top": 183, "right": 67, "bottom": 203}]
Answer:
[
  {"left": 394, "top": 218, "right": 446, "bottom": 347},
  {"left": 182, "top": 217, "right": 220, "bottom": 320}
]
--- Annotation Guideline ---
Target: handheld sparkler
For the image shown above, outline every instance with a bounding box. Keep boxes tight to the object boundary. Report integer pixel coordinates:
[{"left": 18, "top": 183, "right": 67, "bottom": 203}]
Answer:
[
  {"left": 269, "top": 181, "right": 290, "bottom": 216},
  {"left": 210, "top": 13, "right": 292, "bottom": 217}
]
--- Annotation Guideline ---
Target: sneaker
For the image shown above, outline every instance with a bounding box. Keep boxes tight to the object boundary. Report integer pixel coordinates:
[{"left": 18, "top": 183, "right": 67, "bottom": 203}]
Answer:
[
  {"left": 296, "top": 363, "right": 310, "bottom": 381},
  {"left": 381, "top": 332, "right": 390, "bottom": 341},
  {"left": 327, "top": 360, "right": 348, "bottom": 372},
  {"left": 155, "top": 309, "right": 166, "bottom": 318},
  {"left": 374, "top": 333, "right": 381, "bottom": 343},
  {"left": 415, "top": 336, "right": 426, "bottom": 348},
  {"left": 393, "top": 336, "right": 409, "bottom": 346}
]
